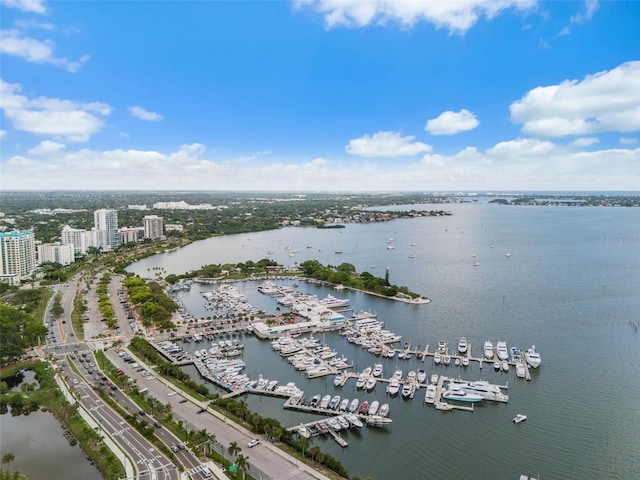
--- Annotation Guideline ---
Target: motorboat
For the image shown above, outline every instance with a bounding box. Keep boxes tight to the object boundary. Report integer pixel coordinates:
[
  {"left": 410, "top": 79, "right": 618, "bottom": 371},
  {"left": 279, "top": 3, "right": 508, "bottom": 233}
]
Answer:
[
  {"left": 442, "top": 384, "right": 483, "bottom": 403},
  {"left": 298, "top": 425, "right": 311, "bottom": 438},
  {"left": 386, "top": 348, "right": 396, "bottom": 358},
  {"left": 443, "top": 354, "right": 451, "bottom": 366},
  {"left": 516, "top": 361, "right": 526, "bottom": 378},
  {"left": 457, "top": 337, "right": 468, "bottom": 354},
  {"left": 334, "top": 373, "right": 347, "bottom": 387},
  {"left": 365, "top": 377, "right": 377, "bottom": 390},
  {"left": 462, "top": 357, "right": 469, "bottom": 367},
  {"left": 511, "top": 347, "right": 521, "bottom": 361},
  {"left": 524, "top": 346, "right": 542, "bottom": 368},
  {"left": 356, "top": 374, "right": 368, "bottom": 389},
  {"left": 358, "top": 401, "right": 369, "bottom": 415},
  {"left": 392, "top": 369, "right": 403, "bottom": 381},
  {"left": 430, "top": 373, "right": 439, "bottom": 384},
  {"left": 513, "top": 414, "right": 527, "bottom": 423},
  {"left": 434, "top": 402, "right": 453, "bottom": 411},
  {"left": 496, "top": 341, "right": 509, "bottom": 360},
  {"left": 337, "top": 416, "right": 350, "bottom": 429},
  {"left": 347, "top": 414, "right": 363, "bottom": 428},
  {"left": 401, "top": 378, "right": 414, "bottom": 398},
  {"left": 387, "top": 379, "right": 400, "bottom": 396},
  {"left": 458, "top": 381, "right": 509, "bottom": 401},
  {"left": 493, "top": 361, "right": 501, "bottom": 370},
  {"left": 327, "top": 417, "right": 341, "bottom": 431},
  {"left": 338, "top": 398, "right": 349, "bottom": 411},
  {"left": 348, "top": 398, "right": 359, "bottom": 413},
  {"left": 379, "top": 403, "right": 390, "bottom": 417},
  {"left": 309, "top": 394, "right": 321, "bottom": 407},
  {"left": 502, "top": 361, "right": 510, "bottom": 372},
  {"left": 320, "top": 395, "right": 331, "bottom": 409},
  {"left": 329, "top": 395, "right": 341, "bottom": 410},
  {"left": 417, "top": 369, "right": 427, "bottom": 383},
  {"left": 368, "top": 400, "right": 380, "bottom": 415},
  {"left": 372, "top": 363, "right": 384, "bottom": 377},
  {"left": 484, "top": 341, "right": 494, "bottom": 359},
  {"left": 433, "top": 353, "right": 442, "bottom": 365},
  {"left": 424, "top": 384, "right": 437, "bottom": 404},
  {"left": 437, "top": 340, "right": 447, "bottom": 354}
]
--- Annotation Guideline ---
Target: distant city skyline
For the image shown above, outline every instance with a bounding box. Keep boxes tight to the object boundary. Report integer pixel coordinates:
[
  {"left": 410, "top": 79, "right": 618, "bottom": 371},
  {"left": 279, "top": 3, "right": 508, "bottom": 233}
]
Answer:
[{"left": 1, "top": 0, "right": 639, "bottom": 191}]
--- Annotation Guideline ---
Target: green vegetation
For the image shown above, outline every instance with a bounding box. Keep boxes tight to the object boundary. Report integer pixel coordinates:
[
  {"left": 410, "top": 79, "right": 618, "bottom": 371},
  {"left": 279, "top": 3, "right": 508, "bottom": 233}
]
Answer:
[
  {"left": 96, "top": 273, "right": 116, "bottom": 328},
  {"left": 123, "top": 278, "right": 178, "bottom": 330},
  {"left": 71, "top": 290, "right": 86, "bottom": 340},
  {"left": 0, "top": 289, "right": 49, "bottom": 366},
  {"left": 299, "top": 260, "right": 423, "bottom": 299},
  {"left": 0, "top": 361, "right": 125, "bottom": 480}
]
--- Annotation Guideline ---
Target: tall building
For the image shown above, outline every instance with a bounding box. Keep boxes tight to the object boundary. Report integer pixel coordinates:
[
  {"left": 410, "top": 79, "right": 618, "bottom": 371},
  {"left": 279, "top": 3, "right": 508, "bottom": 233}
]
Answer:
[
  {"left": 94, "top": 209, "right": 119, "bottom": 250},
  {"left": 61, "top": 225, "right": 88, "bottom": 255},
  {"left": 143, "top": 215, "right": 164, "bottom": 239},
  {"left": 0, "top": 230, "right": 37, "bottom": 281},
  {"left": 37, "top": 243, "right": 75, "bottom": 266}
]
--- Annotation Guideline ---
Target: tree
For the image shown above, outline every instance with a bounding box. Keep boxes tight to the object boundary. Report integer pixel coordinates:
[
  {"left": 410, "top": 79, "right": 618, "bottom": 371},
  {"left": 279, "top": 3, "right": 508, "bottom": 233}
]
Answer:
[
  {"left": 235, "top": 454, "right": 250, "bottom": 480},
  {"left": 227, "top": 440, "right": 241, "bottom": 458},
  {"left": 1, "top": 453, "right": 15, "bottom": 476}
]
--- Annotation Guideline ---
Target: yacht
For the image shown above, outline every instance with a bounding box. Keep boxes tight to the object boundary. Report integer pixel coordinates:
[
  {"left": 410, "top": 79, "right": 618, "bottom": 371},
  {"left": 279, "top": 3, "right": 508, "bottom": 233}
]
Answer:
[
  {"left": 441, "top": 385, "right": 483, "bottom": 403},
  {"left": 401, "top": 378, "right": 414, "bottom": 398},
  {"left": 298, "top": 425, "right": 311, "bottom": 438},
  {"left": 356, "top": 374, "right": 368, "bottom": 389},
  {"left": 462, "top": 356, "right": 470, "bottom": 367},
  {"left": 372, "top": 363, "right": 384, "bottom": 377},
  {"left": 417, "top": 369, "right": 427, "bottom": 383},
  {"left": 387, "top": 378, "right": 400, "bottom": 396},
  {"left": 337, "top": 416, "right": 350, "bottom": 430},
  {"left": 458, "top": 381, "right": 509, "bottom": 401},
  {"left": 433, "top": 353, "right": 442, "bottom": 365},
  {"left": 365, "top": 377, "right": 377, "bottom": 391},
  {"left": 327, "top": 417, "right": 341, "bottom": 431},
  {"left": 379, "top": 403, "right": 390, "bottom": 417},
  {"left": 443, "top": 354, "right": 451, "bottom": 366},
  {"left": 368, "top": 400, "right": 380, "bottom": 415},
  {"left": 338, "top": 398, "right": 349, "bottom": 412},
  {"left": 358, "top": 401, "right": 369, "bottom": 415},
  {"left": 334, "top": 373, "right": 347, "bottom": 387},
  {"left": 309, "top": 394, "right": 321, "bottom": 407},
  {"left": 516, "top": 360, "right": 526, "bottom": 378},
  {"left": 319, "top": 395, "right": 331, "bottom": 409},
  {"left": 430, "top": 373, "right": 438, "bottom": 384},
  {"left": 483, "top": 341, "right": 494, "bottom": 359},
  {"left": 424, "top": 384, "right": 437, "bottom": 404},
  {"left": 502, "top": 361, "right": 510, "bottom": 372},
  {"left": 435, "top": 402, "right": 453, "bottom": 411},
  {"left": 524, "top": 346, "right": 542, "bottom": 368},
  {"left": 348, "top": 398, "right": 359, "bottom": 413},
  {"left": 347, "top": 414, "right": 363, "bottom": 428},
  {"left": 329, "top": 395, "right": 341, "bottom": 410},
  {"left": 437, "top": 340, "right": 447, "bottom": 354},
  {"left": 457, "top": 337, "right": 468, "bottom": 354},
  {"left": 386, "top": 348, "right": 396, "bottom": 358},
  {"left": 496, "top": 341, "right": 509, "bottom": 360}
]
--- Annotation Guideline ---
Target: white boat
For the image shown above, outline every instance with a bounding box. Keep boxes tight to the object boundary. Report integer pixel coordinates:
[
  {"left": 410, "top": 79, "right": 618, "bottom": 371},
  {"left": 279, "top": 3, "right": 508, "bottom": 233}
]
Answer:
[
  {"left": 483, "top": 341, "right": 494, "bottom": 359},
  {"left": 430, "top": 373, "right": 438, "bottom": 384},
  {"left": 442, "top": 384, "right": 483, "bottom": 403},
  {"left": 462, "top": 356, "right": 469, "bottom": 367},
  {"left": 372, "top": 363, "right": 384, "bottom": 377},
  {"left": 443, "top": 354, "right": 451, "bottom": 366},
  {"left": 387, "top": 379, "right": 400, "bottom": 396},
  {"left": 502, "top": 361, "right": 510, "bottom": 372},
  {"left": 356, "top": 374, "right": 368, "bottom": 389},
  {"left": 365, "top": 377, "right": 377, "bottom": 390},
  {"left": 496, "top": 341, "right": 509, "bottom": 360},
  {"left": 329, "top": 395, "right": 341, "bottom": 410},
  {"left": 392, "top": 369, "right": 403, "bottom": 381},
  {"left": 327, "top": 417, "right": 341, "bottom": 430},
  {"left": 319, "top": 394, "right": 331, "bottom": 409},
  {"left": 334, "top": 373, "right": 347, "bottom": 387},
  {"left": 434, "top": 402, "right": 453, "bottom": 411},
  {"left": 437, "top": 340, "right": 447, "bottom": 353},
  {"left": 366, "top": 400, "right": 379, "bottom": 416},
  {"left": 386, "top": 348, "right": 396, "bottom": 358},
  {"left": 457, "top": 337, "right": 468, "bottom": 354},
  {"left": 433, "top": 353, "right": 442, "bottom": 365},
  {"left": 513, "top": 414, "right": 527, "bottom": 423},
  {"left": 298, "top": 425, "right": 311, "bottom": 438},
  {"left": 424, "top": 384, "right": 437, "bottom": 404},
  {"left": 401, "top": 378, "right": 414, "bottom": 398},
  {"left": 348, "top": 398, "right": 359, "bottom": 413},
  {"left": 493, "top": 361, "right": 501, "bottom": 370},
  {"left": 458, "top": 381, "right": 509, "bottom": 401},
  {"left": 347, "top": 414, "right": 363, "bottom": 428},
  {"left": 338, "top": 398, "right": 349, "bottom": 411},
  {"left": 337, "top": 416, "right": 350, "bottom": 429},
  {"left": 516, "top": 361, "right": 526, "bottom": 378},
  {"left": 379, "top": 403, "right": 390, "bottom": 417},
  {"left": 524, "top": 345, "right": 542, "bottom": 368},
  {"left": 417, "top": 369, "right": 426, "bottom": 383}
]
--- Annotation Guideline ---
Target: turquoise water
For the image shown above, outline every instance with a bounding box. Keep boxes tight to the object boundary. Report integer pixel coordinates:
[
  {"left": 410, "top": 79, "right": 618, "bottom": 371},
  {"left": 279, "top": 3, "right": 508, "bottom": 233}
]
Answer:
[{"left": 129, "top": 203, "right": 640, "bottom": 479}]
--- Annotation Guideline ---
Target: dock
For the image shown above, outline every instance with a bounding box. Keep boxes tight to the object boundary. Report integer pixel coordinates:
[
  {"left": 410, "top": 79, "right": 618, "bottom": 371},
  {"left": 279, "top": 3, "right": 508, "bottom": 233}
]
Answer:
[{"left": 328, "top": 429, "right": 348, "bottom": 447}]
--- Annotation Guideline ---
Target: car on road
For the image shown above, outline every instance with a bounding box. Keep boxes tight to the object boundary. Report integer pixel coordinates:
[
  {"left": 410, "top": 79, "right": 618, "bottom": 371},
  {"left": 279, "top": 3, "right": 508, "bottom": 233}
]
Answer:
[
  {"left": 179, "top": 398, "right": 188, "bottom": 404},
  {"left": 196, "top": 407, "right": 207, "bottom": 414},
  {"left": 247, "top": 439, "right": 260, "bottom": 448},
  {"left": 138, "top": 410, "right": 146, "bottom": 416},
  {"left": 153, "top": 422, "right": 161, "bottom": 428},
  {"left": 168, "top": 391, "right": 176, "bottom": 396}
]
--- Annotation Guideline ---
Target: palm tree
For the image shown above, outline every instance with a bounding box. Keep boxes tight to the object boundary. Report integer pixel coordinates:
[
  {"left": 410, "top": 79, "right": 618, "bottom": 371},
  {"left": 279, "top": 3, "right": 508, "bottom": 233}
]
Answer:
[
  {"left": 227, "top": 440, "right": 241, "bottom": 458},
  {"left": 2, "top": 452, "right": 15, "bottom": 476},
  {"left": 235, "top": 453, "right": 250, "bottom": 480}
]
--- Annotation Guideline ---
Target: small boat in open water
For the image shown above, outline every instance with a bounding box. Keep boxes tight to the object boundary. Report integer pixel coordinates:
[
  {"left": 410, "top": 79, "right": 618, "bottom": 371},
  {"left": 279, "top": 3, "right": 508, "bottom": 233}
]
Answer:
[{"left": 513, "top": 414, "right": 527, "bottom": 423}]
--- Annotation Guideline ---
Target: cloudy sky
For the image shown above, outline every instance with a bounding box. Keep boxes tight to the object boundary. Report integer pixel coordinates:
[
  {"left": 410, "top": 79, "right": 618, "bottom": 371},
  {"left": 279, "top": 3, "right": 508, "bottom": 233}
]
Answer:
[{"left": 1, "top": 0, "right": 639, "bottom": 191}]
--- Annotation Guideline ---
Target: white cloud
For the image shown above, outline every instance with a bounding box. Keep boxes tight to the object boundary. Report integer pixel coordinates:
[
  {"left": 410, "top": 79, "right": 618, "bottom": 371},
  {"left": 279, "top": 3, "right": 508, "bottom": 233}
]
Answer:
[
  {"left": 294, "top": 0, "right": 538, "bottom": 34},
  {"left": 571, "top": 0, "right": 599, "bottom": 24},
  {"left": 14, "top": 19, "right": 55, "bottom": 30},
  {"left": 345, "top": 131, "right": 432, "bottom": 157},
  {"left": 571, "top": 137, "right": 599, "bottom": 147},
  {"left": 28, "top": 140, "right": 65, "bottom": 154},
  {"left": 0, "top": 78, "right": 111, "bottom": 142},
  {"left": 425, "top": 109, "right": 479, "bottom": 135},
  {"left": 0, "top": 129, "right": 7, "bottom": 140},
  {"left": 510, "top": 61, "right": 640, "bottom": 137},
  {"left": 486, "top": 138, "right": 555, "bottom": 159},
  {"left": 556, "top": 26, "right": 570, "bottom": 37},
  {"left": 128, "top": 105, "right": 164, "bottom": 122},
  {"left": 0, "top": 29, "right": 90, "bottom": 72},
  {"left": 0, "top": 0, "right": 46, "bottom": 14},
  {"left": 620, "top": 137, "right": 637, "bottom": 145}
]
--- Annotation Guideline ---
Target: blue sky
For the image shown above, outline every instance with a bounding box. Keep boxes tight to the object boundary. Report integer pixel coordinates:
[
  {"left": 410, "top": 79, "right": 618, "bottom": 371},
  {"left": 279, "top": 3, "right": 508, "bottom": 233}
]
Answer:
[{"left": 1, "top": 0, "right": 639, "bottom": 191}]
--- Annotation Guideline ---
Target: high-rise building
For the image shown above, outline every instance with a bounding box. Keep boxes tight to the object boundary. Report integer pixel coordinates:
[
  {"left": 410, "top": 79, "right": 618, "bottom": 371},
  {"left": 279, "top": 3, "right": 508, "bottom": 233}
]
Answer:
[
  {"left": 94, "top": 209, "right": 119, "bottom": 250},
  {"left": 0, "top": 230, "right": 37, "bottom": 281},
  {"left": 37, "top": 243, "right": 75, "bottom": 266},
  {"left": 61, "top": 225, "right": 88, "bottom": 255},
  {"left": 143, "top": 215, "right": 164, "bottom": 239}
]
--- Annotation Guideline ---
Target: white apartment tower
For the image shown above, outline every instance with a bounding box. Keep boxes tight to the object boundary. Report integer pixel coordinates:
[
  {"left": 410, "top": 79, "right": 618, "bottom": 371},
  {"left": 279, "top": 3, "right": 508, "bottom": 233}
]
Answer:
[
  {"left": 0, "top": 230, "right": 37, "bottom": 281},
  {"left": 94, "top": 209, "right": 119, "bottom": 250},
  {"left": 61, "top": 225, "right": 88, "bottom": 255},
  {"left": 37, "top": 243, "right": 75, "bottom": 266},
  {"left": 143, "top": 215, "right": 164, "bottom": 239}
]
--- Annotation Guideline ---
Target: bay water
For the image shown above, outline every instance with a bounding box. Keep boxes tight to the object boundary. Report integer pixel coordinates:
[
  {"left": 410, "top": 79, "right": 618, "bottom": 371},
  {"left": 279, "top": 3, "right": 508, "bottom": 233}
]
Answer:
[{"left": 128, "top": 202, "right": 640, "bottom": 479}]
